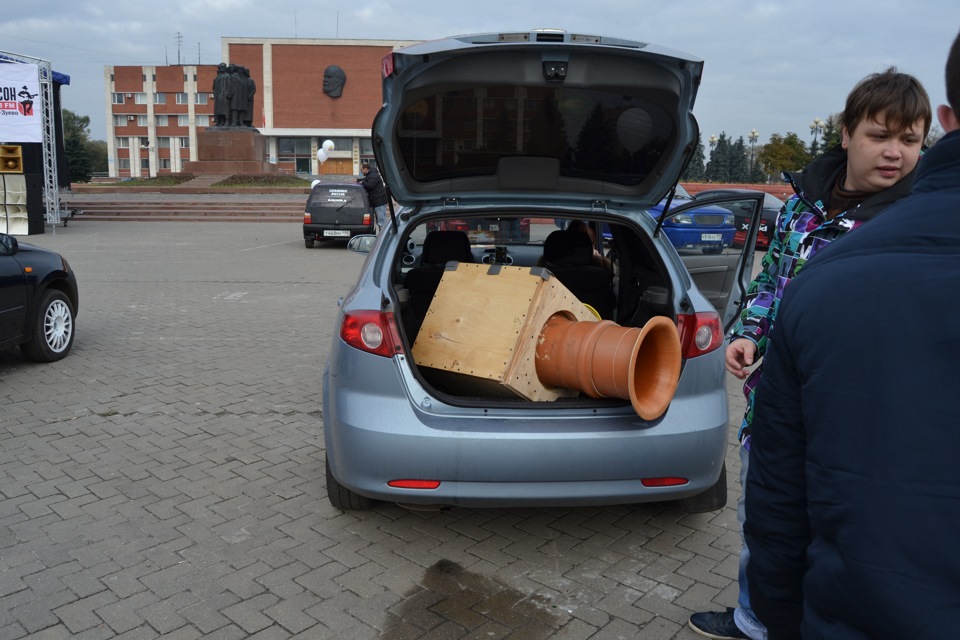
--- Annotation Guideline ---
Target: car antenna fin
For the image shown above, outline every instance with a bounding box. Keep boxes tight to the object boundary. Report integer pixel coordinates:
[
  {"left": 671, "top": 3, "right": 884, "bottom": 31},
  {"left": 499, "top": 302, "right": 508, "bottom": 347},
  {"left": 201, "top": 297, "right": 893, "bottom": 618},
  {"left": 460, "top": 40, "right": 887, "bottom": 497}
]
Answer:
[{"left": 653, "top": 183, "right": 679, "bottom": 239}]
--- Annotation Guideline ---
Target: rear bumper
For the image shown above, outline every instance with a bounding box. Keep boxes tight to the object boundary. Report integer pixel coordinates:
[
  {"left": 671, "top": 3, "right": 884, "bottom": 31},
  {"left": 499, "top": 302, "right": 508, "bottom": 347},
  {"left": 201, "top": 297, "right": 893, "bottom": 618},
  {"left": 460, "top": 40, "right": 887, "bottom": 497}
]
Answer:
[
  {"left": 304, "top": 224, "right": 373, "bottom": 239},
  {"left": 322, "top": 348, "right": 730, "bottom": 508}
]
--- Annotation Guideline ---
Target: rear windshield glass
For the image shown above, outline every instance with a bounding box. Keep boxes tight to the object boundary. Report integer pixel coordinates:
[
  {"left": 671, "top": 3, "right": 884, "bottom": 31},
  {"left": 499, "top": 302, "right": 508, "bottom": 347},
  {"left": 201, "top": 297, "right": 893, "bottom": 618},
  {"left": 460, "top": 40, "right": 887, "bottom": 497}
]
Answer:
[
  {"left": 396, "top": 86, "right": 674, "bottom": 186},
  {"left": 307, "top": 186, "right": 367, "bottom": 211}
]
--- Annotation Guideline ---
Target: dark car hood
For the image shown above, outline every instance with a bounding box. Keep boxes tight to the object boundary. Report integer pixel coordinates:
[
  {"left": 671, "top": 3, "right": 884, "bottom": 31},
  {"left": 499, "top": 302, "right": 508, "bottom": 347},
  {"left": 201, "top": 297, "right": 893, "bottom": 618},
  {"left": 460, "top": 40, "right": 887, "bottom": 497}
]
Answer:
[{"left": 373, "top": 30, "right": 704, "bottom": 214}]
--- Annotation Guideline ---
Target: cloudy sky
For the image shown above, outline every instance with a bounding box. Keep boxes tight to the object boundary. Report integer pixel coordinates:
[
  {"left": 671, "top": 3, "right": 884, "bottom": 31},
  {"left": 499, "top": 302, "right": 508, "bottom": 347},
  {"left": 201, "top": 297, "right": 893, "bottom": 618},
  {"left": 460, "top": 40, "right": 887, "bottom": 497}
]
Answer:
[{"left": 2, "top": 1, "right": 957, "bottom": 143}]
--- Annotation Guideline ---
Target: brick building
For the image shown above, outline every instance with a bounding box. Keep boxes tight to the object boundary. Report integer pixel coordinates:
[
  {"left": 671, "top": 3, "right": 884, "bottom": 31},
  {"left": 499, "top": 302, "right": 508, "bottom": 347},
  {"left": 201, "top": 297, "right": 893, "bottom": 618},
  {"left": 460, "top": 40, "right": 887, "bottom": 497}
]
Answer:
[{"left": 103, "top": 37, "right": 417, "bottom": 179}]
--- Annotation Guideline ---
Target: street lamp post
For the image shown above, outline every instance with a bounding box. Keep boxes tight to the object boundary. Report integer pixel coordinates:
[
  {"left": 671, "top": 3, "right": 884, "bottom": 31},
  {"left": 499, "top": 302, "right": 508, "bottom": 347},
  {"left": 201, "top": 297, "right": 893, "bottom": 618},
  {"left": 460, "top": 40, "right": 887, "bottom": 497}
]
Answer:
[
  {"left": 707, "top": 135, "right": 718, "bottom": 182},
  {"left": 748, "top": 128, "right": 759, "bottom": 178},
  {"left": 810, "top": 117, "right": 825, "bottom": 156}
]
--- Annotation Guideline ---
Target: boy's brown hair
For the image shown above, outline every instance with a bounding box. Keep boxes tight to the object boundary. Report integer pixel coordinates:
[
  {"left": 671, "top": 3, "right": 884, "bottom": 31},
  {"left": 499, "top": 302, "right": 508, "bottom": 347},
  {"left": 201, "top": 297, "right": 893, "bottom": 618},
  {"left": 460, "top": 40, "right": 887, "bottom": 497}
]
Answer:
[{"left": 841, "top": 67, "right": 931, "bottom": 137}]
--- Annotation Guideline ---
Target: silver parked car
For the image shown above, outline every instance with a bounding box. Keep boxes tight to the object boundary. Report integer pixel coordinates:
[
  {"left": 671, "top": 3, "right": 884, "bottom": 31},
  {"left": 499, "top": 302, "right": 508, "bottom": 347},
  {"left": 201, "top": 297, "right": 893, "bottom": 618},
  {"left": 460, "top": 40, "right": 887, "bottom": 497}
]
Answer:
[{"left": 322, "top": 30, "right": 763, "bottom": 511}]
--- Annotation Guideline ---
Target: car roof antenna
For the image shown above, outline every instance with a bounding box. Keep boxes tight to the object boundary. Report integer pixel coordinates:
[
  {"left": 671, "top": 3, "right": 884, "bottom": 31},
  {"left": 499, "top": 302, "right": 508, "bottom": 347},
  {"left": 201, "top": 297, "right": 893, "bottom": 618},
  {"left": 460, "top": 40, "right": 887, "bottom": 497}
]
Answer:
[{"left": 653, "top": 183, "right": 679, "bottom": 239}]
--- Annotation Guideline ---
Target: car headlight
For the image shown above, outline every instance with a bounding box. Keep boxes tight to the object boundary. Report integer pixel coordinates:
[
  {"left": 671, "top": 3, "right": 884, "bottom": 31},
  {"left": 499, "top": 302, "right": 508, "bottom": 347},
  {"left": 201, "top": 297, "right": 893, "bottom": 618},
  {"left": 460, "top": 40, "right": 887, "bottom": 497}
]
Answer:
[
  {"left": 723, "top": 214, "right": 735, "bottom": 225},
  {"left": 671, "top": 213, "right": 694, "bottom": 225}
]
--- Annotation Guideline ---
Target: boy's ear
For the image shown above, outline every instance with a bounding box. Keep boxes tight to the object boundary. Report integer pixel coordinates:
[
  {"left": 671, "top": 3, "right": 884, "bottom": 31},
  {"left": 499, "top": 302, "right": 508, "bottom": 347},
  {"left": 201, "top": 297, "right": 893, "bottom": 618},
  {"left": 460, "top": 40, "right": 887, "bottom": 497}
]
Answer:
[
  {"left": 840, "top": 125, "right": 850, "bottom": 149},
  {"left": 937, "top": 104, "right": 960, "bottom": 133}
]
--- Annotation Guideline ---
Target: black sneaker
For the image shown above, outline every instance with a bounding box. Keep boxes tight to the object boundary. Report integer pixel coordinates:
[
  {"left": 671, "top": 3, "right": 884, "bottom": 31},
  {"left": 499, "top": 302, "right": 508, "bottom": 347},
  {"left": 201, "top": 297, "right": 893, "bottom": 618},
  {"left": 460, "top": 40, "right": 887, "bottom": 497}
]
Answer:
[{"left": 688, "top": 607, "right": 749, "bottom": 639}]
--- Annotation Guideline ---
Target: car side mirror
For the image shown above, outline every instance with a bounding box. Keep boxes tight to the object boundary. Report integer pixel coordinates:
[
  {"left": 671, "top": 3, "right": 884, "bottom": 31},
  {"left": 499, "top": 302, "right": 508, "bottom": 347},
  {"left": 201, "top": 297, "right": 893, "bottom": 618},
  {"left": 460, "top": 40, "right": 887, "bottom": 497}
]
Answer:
[
  {"left": 347, "top": 234, "right": 377, "bottom": 254},
  {"left": 0, "top": 233, "right": 18, "bottom": 256}
]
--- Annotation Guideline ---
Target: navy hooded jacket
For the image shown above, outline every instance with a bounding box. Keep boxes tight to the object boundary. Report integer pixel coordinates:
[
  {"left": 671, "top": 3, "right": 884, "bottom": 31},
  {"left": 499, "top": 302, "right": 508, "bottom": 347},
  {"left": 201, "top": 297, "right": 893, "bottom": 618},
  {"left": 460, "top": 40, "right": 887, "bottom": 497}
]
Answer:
[{"left": 744, "top": 130, "right": 960, "bottom": 639}]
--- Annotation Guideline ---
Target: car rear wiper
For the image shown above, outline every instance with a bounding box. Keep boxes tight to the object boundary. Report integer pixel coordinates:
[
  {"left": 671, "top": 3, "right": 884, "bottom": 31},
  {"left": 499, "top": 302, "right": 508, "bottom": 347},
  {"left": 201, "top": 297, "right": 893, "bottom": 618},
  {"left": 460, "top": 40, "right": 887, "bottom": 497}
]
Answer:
[
  {"left": 653, "top": 184, "right": 678, "bottom": 240},
  {"left": 335, "top": 197, "right": 356, "bottom": 211}
]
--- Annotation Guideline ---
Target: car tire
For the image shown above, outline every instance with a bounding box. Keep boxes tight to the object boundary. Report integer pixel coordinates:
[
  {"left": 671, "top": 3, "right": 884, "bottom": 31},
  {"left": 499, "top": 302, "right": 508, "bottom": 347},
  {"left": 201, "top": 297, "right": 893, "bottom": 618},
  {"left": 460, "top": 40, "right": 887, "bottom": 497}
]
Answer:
[
  {"left": 677, "top": 462, "right": 727, "bottom": 513},
  {"left": 326, "top": 458, "right": 375, "bottom": 510},
  {"left": 20, "top": 289, "right": 75, "bottom": 363},
  {"left": 305, "top": 239, "right": 315, "bottom": 248}
]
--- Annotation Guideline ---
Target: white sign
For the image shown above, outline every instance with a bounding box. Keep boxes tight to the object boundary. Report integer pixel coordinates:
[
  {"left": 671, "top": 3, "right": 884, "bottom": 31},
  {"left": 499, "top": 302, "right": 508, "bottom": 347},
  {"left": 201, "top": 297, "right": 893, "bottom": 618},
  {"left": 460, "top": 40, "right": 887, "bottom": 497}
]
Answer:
[{"left": 0, "top": 63, "right": 42, "bottom": 143}]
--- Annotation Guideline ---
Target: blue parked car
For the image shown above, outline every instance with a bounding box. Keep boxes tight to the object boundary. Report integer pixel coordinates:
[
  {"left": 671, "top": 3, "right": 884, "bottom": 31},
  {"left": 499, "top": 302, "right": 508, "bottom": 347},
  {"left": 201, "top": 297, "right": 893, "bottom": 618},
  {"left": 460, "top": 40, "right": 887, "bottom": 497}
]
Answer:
[
  {"left": 560, "top": 184, "right": 735, "bottom": 254},
  {"left": 564, "top": 184, "right": 733, "bottom": 254}
]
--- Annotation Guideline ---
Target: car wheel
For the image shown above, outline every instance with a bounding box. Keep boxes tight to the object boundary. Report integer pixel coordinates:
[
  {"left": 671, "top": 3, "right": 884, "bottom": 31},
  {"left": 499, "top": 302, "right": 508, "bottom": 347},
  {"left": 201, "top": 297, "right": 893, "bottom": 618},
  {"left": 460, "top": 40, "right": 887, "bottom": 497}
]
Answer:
[
  {"left": 326, "top": 458, "right": 375, "bottom": 510},
  {"left": 677, "top": 462, "right": 727, "bottom": 513},
  {"left": 305, "top": 239, "right": 315, "bottom": 248},
  {"left": 21, "top": 289, "right": 75, "bottom": 362}
]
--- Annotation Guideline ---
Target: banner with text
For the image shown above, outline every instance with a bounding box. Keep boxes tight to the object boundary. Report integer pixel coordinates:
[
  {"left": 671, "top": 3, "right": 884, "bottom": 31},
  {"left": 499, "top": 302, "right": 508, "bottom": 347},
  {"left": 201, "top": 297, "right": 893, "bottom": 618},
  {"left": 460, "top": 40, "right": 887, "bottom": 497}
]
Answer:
[{"left": 0, "top": 63, "right": 42, "bottom": 143}]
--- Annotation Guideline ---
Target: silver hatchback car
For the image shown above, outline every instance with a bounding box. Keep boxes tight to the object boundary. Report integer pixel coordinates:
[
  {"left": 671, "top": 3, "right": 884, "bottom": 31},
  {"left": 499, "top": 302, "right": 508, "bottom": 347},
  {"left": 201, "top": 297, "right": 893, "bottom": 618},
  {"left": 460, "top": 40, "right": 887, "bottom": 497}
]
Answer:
[{"left": 322, "top": 30, "right": 763, "bottom": 512}]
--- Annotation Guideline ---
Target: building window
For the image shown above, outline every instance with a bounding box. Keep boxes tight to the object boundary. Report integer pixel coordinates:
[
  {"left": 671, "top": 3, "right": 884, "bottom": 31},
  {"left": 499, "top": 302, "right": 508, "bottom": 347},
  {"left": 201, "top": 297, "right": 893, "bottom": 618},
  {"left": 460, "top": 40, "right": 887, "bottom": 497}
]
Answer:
[
  {"left": 137, "top": 115, "right": 148, "bottom": 126},
  {"left": 195, "top": 114, "right": 210, "bottom": 127},
  {"left": 176, "top": 93, "right": 189, "bottom": 105},
  {"left": 179, "top": 137, "right": 190, "bottom": 148},
  {"left": 113, "top": 115, "right": 126, "bottom": 126},
  {"left": 142, "top": 74, "right": 146, "bottom": 82},
  {"left": 139, "top": 137, "right": 150, "bottom": 148},
  {"left": 178, "top": 115, "right": 190, "bottom": 127},
  {"left": 194, "top": 93, "right": 208, "bottom": 105},
  {"left": 155, "top": 115, "right": 168, "bottom": 127},
  {"left": 118, "top": 158, "right": 130, "bottom": 169},
  {"left": 359, "top": 138, "right": 374, "bottom": 156},
  {"left": 141, "top": 158, "right": 150, "bottom": 170},
  {"left": 326, "top": 137, "right": 353, "bottom": 152},
  {"left": 160, "top": 158, "right": 171, "bottom": 169},
  {"left": 112, "top": 93, "right": 124, "bottom": 104},
  {"left": 134, "top": 93, "right": 147, "bottom": 104},
  {"left": 157, "top": 137, "right": 171, "bottom": 148},
  {"left": 154, "top": 93, "right": 166, "bottom": 105},
  {"left": 115, "top": 137, "right": 129, "bottom": 148}
]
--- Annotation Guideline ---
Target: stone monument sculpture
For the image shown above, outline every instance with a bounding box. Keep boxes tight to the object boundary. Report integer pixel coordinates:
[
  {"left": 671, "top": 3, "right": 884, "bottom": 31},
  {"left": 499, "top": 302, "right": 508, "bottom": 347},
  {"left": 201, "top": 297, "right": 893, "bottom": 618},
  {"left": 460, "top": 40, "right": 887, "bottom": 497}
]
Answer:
[
  {"left": 323, "top": 65, "right": 347, "bottom": 98},
  {"left": 211, "top": 64, "right": 256, "bottom": 129}
]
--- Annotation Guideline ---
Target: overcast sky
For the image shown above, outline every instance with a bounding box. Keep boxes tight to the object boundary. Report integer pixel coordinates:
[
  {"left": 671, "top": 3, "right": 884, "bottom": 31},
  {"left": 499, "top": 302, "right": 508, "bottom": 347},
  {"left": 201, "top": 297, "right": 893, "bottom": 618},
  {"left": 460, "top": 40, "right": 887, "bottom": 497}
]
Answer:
[{"left": 2, "top": 1, "right": 957, "bottom": 145}]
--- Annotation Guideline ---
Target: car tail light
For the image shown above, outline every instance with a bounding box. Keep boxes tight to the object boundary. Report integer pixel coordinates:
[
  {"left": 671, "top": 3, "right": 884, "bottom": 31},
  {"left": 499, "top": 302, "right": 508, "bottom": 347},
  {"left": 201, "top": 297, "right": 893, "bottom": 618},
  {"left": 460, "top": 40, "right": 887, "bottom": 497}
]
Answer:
[
  {"left": 304, "top": 212, "right": 312, "bottom": 223},
  {"left": 388, "top": 479, "right": 441, "bottom": 490},
  {"left": 676, "top": 312, "right": 724, "bottom": 358},
  {"left": 363, "top": 212, "right": 371, "bottom": 225},
  {"left": 640, "top": 477, "right": 688, "bottom": 487},
  {"left": 340, "top": 310, "right": 404, "bottom": 358},
  {"left": 381, "top": 53, "right": 394, "bottom": 78}
]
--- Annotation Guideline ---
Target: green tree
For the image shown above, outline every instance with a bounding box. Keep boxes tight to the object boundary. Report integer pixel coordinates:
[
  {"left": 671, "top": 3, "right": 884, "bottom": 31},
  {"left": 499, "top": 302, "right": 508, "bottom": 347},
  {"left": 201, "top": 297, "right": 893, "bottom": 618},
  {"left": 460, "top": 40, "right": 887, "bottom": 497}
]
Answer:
[
  {"left": 86, "top": 140, "right": 108, "bottom": 173},
  {"left": 681, "top": 136, "right": 706, "bottom": 181},
  {"left": 821, "top": 113, "right": 842, "bottom": 151},
  {"left": 729, "top": 136, "right": 749, "bottom": 183},
  {"left": 61, "top": 109, "right": 105, "bottom": 183},
  {"left": 757, "top": 132, "right": 809, "bottom": 179},
  {"left": 705, "top": 132, "right": 731, "bottom": 182},
  {"left": 925, "top": 123, "right": 944, "bottom": 148}
]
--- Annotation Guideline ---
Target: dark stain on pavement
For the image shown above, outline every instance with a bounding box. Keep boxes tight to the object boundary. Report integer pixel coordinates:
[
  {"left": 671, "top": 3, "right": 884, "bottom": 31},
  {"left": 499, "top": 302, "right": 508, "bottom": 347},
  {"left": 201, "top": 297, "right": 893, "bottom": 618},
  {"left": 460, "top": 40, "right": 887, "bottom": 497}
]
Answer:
[{"left": 382, "top": 559, "right": 567, "bottom": 639}]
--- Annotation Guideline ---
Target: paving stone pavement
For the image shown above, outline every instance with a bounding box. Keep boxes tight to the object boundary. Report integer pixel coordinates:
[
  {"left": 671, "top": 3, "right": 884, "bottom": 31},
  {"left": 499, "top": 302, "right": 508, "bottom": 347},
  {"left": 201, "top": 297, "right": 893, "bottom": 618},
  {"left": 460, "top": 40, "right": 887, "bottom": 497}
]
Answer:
[{"left": 0, "top": 221, "right": 751, "bottom": 639}]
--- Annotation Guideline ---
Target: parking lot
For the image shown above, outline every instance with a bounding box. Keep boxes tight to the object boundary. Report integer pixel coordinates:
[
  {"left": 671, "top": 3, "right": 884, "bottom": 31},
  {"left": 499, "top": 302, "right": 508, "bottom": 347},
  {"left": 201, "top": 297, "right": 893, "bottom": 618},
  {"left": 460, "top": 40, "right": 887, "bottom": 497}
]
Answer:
[{"left": 1, "top": 221, "right": 749, "bottom": 639}]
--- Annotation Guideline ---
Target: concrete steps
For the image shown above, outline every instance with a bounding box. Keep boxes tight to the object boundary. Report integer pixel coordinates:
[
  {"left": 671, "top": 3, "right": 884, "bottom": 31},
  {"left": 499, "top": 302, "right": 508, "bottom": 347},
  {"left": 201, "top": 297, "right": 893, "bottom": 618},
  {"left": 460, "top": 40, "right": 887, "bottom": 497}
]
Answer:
[{"left": 66, "top": 199, "right": 304, "bottom": 223}]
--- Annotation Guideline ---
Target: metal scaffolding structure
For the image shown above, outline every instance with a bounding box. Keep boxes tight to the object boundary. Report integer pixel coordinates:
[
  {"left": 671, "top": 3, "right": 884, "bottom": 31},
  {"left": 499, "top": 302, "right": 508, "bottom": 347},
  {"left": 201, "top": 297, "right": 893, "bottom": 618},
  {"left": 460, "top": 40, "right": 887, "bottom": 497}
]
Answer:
[{"left": 0, "top": 50, "right": 61, "bottom": 226}]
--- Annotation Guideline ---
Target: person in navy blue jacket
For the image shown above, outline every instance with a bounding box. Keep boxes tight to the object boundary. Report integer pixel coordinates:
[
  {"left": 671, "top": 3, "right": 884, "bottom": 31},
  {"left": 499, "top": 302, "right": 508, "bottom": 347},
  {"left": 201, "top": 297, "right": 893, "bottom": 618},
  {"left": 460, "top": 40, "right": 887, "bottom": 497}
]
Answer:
[{"left": 744, "top": 29, "right": 960, "bottom": 640}]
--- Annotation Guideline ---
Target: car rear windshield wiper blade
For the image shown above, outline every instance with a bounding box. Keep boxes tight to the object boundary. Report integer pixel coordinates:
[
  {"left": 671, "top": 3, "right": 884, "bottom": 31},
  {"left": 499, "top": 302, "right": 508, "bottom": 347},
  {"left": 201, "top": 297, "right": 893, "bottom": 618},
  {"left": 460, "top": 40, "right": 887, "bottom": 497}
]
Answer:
[{"left": 335, "top": 197, "right": 356, "bottom": 211}]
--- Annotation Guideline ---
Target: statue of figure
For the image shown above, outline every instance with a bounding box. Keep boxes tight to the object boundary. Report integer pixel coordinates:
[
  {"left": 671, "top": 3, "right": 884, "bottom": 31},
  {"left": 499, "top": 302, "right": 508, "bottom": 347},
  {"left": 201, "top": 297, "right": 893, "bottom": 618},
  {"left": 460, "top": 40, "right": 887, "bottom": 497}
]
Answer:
[
  {"left": 242, "top": 67, "right": 256, "bottom": 128},
  {"left": 211, "top": 62, "right": 257, "bottom": 128},
  {"left": 212, "top": 63, "right": 229, "bottom": 127},
  {"left": 323, "top": 65, "right": 347, "bottom": 98}
]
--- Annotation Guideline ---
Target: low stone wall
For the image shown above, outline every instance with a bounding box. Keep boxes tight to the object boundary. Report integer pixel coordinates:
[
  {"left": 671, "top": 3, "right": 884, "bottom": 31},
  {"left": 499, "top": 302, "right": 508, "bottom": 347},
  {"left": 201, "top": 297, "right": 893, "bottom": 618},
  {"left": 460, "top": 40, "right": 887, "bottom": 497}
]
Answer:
[{"left": 681, "top": 182, "right": 794, "bottom": 200}]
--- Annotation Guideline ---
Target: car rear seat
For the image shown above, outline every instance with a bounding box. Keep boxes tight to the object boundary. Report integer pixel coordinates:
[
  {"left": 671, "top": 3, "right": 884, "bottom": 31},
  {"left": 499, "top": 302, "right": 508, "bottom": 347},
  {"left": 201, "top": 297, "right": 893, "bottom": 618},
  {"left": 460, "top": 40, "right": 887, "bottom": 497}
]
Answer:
[
  {"left": 404, "top": 231, "right": 475, "bottom": 337},
  {"left": 542, "top": 229, "right": 616, "bottom": 319}
]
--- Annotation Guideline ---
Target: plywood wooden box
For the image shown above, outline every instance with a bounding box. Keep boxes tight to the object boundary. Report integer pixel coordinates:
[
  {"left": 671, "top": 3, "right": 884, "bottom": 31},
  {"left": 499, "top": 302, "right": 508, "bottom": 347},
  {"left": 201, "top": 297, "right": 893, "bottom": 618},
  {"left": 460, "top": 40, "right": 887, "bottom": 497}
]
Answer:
[{"left": 411, "top": 262, "right": 597, "bottom": 400}]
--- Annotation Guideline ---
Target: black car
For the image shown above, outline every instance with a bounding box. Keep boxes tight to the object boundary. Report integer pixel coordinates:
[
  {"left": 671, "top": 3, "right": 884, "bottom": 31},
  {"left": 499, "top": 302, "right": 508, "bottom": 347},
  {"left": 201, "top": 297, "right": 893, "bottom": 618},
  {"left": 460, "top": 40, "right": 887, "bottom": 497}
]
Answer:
[
  {"left": 303, "top": 182, "right": 374, "bottom": 247},
  {"left": 0, "top": 233, "right": 79, "bottom": 362},
  {"left": 694, "top": 188, "right": 785, "bottom": 251}
]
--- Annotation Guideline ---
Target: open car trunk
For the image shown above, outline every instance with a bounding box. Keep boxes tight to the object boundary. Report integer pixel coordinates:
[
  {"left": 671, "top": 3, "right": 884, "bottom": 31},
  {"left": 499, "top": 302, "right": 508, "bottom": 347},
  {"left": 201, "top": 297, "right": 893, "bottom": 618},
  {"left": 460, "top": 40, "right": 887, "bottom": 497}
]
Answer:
[{"left": 387, "top": 212, "right": 679, "bottom": 408}]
